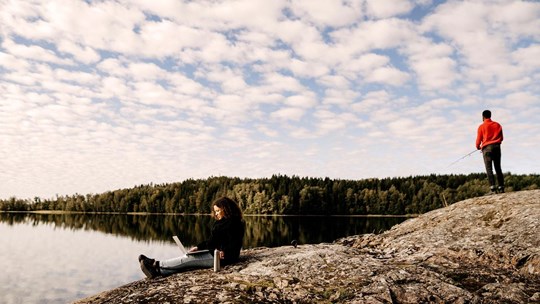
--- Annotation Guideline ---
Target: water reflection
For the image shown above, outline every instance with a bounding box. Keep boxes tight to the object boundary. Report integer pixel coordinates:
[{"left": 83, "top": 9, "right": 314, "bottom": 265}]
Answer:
[
  {"left": 0, "top": 213, "right": 407, "bottom": 304},
  {"left": 0, "top": 213, "right": 406, "bottom": 248},
  {"left": 0, "top": 217, "right": 181, "bottom": 304}
]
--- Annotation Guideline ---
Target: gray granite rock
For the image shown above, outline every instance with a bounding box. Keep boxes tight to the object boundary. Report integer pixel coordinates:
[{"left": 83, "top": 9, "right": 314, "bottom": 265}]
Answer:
[{"left": 75, "top": 190, "right": 540, "bottom": 303}]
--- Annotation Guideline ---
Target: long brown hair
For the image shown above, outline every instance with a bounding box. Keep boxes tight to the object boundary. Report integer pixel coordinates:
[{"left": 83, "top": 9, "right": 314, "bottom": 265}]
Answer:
[{"left": 212, "top": 197, "right": 243, "bottom": 220}]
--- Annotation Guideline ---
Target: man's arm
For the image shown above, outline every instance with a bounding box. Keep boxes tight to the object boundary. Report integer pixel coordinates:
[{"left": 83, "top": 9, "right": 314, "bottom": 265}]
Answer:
[{"left": 475, "top": 125, "right": 483, "bottom": 150}]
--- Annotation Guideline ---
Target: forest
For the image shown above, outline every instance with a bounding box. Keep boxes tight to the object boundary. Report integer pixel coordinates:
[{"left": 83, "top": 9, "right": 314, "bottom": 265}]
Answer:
[{"left": 1, "top": 173, "right": 539, "bottom": 215}]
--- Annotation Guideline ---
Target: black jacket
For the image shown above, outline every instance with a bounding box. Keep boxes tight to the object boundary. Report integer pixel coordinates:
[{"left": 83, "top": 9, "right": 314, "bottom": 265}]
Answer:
[{"left": 197, "top": 217, "right": 245, "bottom": 265}]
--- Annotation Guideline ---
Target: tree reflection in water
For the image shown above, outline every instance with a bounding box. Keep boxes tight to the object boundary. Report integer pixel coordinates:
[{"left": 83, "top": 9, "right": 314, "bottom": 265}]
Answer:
[{"left": 0, "top": 213, "right": 406, "bottom": 248}]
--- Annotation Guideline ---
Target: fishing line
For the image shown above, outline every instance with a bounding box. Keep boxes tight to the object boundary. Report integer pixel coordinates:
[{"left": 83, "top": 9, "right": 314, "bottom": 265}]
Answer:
[{"left": 447, "top": 149, "right": 479, "bottom": 168}]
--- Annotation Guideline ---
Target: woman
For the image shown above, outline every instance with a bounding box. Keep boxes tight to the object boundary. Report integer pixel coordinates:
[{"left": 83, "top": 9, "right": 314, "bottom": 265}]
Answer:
[{"left": 138, "top": 197, "right": 245, "bottom": 278}]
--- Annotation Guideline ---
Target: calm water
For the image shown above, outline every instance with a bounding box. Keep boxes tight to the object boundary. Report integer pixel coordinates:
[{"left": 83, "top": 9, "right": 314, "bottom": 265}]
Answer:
[{"left": 0, "top": 213, "right": 407, "bottom": 304}]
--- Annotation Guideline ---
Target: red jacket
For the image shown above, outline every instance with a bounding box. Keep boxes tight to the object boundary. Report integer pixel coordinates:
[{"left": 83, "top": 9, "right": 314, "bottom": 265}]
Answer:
[{"left": 476, "top": 118, "right": 503, "bottom": 150}]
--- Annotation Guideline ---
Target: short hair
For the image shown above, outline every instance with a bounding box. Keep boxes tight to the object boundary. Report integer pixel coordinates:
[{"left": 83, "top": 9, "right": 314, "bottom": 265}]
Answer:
[
  {"left": 482, "top": 110, "right": 492, "bottom": 119},
  {"left": 212, "top": 197, "right": 243, "bottom": 219}
]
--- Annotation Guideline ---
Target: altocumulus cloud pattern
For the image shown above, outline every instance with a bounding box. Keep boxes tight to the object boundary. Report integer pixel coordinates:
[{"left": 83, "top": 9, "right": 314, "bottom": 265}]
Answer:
[{"left": 1, "top": 0, "right": 539, "bottom": 199}]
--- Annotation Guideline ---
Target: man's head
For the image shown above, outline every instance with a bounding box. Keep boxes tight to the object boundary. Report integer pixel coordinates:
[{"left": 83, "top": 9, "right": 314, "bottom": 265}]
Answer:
[{"left": 482, "top": 110, "right": 492, "bottom": 120}]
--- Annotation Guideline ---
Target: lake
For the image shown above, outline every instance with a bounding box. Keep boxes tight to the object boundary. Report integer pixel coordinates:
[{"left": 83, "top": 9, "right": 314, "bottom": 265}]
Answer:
[{"left": 0, "top": 213, "right": 407, "bottom": 304}]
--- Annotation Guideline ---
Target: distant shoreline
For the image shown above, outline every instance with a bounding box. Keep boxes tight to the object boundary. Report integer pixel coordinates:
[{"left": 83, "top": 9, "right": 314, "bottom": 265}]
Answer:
[{"left": 0, "top": 210, "right": 417, "bottom": 217}]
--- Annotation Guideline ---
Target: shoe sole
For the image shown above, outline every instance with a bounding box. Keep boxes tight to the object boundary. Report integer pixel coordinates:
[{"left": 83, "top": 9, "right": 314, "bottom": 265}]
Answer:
[{"left": 140, "top": 260, "right": 156, "bottom": 279}]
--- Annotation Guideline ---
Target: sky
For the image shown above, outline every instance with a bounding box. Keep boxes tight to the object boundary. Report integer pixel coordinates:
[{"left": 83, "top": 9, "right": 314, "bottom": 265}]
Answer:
[{"left": 1, "top": 0, "right": 539, "bottom": 199}]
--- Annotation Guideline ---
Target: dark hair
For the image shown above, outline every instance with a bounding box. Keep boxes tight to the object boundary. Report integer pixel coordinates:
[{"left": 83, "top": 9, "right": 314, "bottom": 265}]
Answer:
[
  {"left": 212, "top": 197, "right": 243, "bottom": 220},
  {"left": 482, "top": 110, "right": 492, "bottom": 119}
]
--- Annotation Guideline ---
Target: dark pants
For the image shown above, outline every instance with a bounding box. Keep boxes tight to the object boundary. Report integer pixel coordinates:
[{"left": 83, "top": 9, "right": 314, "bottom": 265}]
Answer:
[{"left": 482, "top": 144, "right": 504, "bottom": 189}]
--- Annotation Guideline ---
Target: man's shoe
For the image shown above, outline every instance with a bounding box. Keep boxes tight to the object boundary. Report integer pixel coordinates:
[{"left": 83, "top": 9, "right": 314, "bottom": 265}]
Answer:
[
  {"left": 497, "top": 186, "right": 505, "bottom": 193},
  {"left": 140, "top": 257, "right": 160, "bottom": 279}
]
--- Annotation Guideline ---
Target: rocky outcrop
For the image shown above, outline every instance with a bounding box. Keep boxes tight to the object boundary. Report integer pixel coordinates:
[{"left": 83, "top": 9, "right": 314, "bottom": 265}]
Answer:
[{"left": 75, "top": 190, "right": 540, "bottom": 303}]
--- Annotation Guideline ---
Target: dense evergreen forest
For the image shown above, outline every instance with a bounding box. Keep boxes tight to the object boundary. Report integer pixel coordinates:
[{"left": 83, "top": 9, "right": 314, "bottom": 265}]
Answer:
[{"left": 1, "top": 173, "right": 539, "bottom": 215}]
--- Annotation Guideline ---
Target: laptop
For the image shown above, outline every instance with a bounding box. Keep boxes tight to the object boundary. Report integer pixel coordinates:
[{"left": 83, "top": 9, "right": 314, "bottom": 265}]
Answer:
[{"left": 172, "top": 236, "right": 209, "bottom": 256}]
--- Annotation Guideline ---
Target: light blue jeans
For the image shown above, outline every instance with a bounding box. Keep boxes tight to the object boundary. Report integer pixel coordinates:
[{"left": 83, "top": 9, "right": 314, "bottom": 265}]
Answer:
[{"left": 159, "top": 252, "right": 214, "bottom": 276}]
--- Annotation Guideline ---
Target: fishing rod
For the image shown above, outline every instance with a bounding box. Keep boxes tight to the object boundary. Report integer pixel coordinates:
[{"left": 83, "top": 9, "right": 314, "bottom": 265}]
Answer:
[{"left": 448, "top": 149, "right": 479, "bottom": 167}]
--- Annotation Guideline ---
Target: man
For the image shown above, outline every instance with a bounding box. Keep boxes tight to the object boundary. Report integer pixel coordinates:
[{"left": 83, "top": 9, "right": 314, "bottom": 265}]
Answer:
[{"left": 476, "top": 110, "right": 504, "bottom": 193}]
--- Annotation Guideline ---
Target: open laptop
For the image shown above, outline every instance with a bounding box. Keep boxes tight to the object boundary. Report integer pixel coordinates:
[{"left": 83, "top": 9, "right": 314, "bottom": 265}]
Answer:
[{"left": 172, "top": 236, "right": 209, "bottom": 256}]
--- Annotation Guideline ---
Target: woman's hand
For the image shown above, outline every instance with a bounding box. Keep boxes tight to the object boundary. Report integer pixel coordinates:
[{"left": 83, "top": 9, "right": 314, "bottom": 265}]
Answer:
[{"left": 188, "top": 247, "right": 198, "bottom": 252}]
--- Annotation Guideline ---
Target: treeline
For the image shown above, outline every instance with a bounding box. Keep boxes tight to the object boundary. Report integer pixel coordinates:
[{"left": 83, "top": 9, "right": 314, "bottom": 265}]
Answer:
[{"left": 1, "top": 173, "right": 539, "bottom": 215}]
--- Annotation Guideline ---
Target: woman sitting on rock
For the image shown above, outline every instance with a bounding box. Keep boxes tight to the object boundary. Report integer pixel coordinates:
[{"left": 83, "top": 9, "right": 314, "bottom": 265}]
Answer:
[{"left": 138, "top": 197, "right": 245, "bottom": 278}]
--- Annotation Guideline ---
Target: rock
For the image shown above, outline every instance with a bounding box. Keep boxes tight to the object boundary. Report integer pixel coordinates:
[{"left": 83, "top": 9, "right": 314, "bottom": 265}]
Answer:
[{"left": 74, "top": 190, "right": 540, "bottom": 303}]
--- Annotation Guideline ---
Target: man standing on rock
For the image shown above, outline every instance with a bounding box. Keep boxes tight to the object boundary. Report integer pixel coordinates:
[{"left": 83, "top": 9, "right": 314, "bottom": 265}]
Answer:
[{"left": 476, "top": 110, "right": 505, "bottom": 194}]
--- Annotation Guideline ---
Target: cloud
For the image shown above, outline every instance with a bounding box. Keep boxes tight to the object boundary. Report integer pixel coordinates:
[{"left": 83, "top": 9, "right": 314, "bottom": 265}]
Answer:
[
  {"left": 288, "top": 58, "right": 329, "bottom": 78},
  {"left": 422, "top": 0, "right": 540, "bottom": 90},
  {"left": 274, "top": 20, "right": 329, "bottom": 62},
  {"left": 512, "top": 44, "right": 540, "bottom": 70},
  {"left": 404, "top": 39, "right": 457, "bottom": 91},
  {"left": 490, "top": 1, "right": 540, "bottom": 38},
  {"left": 322, "top": 88, "right": 359, "bottom": 106},
  {"left": 97, "top": 58, "right": 130, "bottom": 77},
  {"left": 100, "top": 76, "right": 130, "bottom": 99},
  {"left": 166, "top": 73, "right": 207, "bottom": 97},
  {"left": 387, "top": 118, "right": 418, "bottom": 136},
  {"left": 334, "top": 52, "right": 411, "bottom": 86},
  {"left": 340, "top": 53, "right": 390, "bottom": 77},
  {"left": 409, "top": 56, "right": 456, "bottom": 90},
  {"left": 497, "top": 91, "right": 538, "bottom": 109},
  {"left": 271, "top": 107, "right": 306, "bottom": 121},
  {"left": 365, "top": 0, "right": 414, "bottom": 19},
  {"left": 289, "top": 0, "right": 363, "bottom": 28},
  {"left": 331, "top": 18, "right": 416, "bottom": 55},
  {"left": 2, "top": 39, "right": 74, "bottom": 66},
  {"left": 365, "top": 66, "right": 410, "bottom": 86},
  {"left": 128, "top": 62, "right": 167, "bottom": 80},
  {"left": 56, "top": 40, "right": 100, "bottom": 64},
  {"left": 256, "top": 124, "right": 279, "bottom": 138},
  {"left": 262, "top": 72, "right": 306, "bottom": 93},
  {"left": 316, "top": 74, "right": 351, "bottom": 90},
  {"left": 138, "top": 21, "right": 206, "bottom": 57},
  {"left": 284, "top": 94, "right": 317, "bottom": 108},
  {"left": 209, "top": 94, "right": 264, "bottom": 124},
  {"left": 198, "top": 65, "right": 248, "bottom": 93},
  {"left": 132, "top": 81, "right": 174, "bottom": 107},
  {"left": 4, "top": 0, "right": 145, "bottom": 52},
  {"left": 314, "top": 109, "right": 357, "bottom": 135},
  {"left": 352, "top": 90, "right": 392, "bottom": 113},
  {"left": 53, "top": 68, "right": 100, "bottom": 85},
  {"left": 0, "top": 51, "right": 30, "bottom": 71}
]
